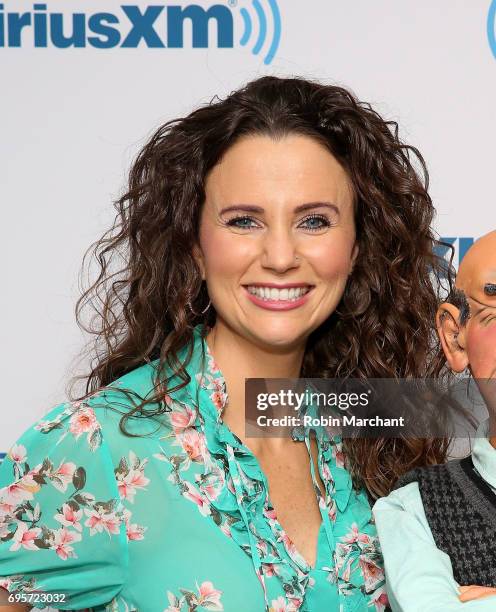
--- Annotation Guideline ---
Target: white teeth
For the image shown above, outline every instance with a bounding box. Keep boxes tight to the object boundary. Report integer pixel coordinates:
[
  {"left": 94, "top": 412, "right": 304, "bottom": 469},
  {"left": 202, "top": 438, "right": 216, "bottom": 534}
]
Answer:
[{"left": 246, "top": 286, "right": 311, "bottom": 301}]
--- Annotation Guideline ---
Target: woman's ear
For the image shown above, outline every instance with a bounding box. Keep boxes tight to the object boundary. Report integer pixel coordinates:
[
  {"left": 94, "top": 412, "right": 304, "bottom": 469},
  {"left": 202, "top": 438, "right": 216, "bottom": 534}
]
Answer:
[
  {"left": 436, "top": 302, "right": 469, "bottom": 372},
  {"left": 192, "top": 244, "right": 206, "bottom": 280}
]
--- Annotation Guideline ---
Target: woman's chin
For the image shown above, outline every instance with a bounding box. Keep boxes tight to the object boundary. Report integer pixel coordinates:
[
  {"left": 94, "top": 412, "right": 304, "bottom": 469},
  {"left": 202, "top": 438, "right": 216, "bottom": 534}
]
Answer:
[{"left": 246, "top": 323, "right": 309, "bottom": 352}]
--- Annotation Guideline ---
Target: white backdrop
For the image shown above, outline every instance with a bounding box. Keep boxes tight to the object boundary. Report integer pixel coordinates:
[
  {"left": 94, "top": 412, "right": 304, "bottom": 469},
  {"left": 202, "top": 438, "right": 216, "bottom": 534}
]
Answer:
[{"left": 1, "top": 0, "right": 495, "bottom": 453}]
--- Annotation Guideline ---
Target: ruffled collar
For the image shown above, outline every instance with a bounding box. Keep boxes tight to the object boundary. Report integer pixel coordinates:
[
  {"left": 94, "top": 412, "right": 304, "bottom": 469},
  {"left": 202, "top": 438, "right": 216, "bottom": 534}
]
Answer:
[{"left": 169, "top": 323, "right": 354, "bottom": 514}]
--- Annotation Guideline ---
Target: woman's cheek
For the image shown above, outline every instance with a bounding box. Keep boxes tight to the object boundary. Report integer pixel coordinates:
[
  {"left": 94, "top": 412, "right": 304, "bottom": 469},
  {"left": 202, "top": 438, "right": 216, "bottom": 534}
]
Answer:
[
  {"left": 307, "top": 237, "right": 355, "bottom": 280},
  {"left": 201, "top": 229, "right": 254, "bottom": 277}
]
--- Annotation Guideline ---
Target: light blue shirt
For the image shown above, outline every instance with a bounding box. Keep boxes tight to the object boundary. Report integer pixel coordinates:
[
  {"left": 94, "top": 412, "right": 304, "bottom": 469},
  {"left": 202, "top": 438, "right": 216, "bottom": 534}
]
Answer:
[{"left": 373, "top": 420, "right": 496, "bottom": 612}]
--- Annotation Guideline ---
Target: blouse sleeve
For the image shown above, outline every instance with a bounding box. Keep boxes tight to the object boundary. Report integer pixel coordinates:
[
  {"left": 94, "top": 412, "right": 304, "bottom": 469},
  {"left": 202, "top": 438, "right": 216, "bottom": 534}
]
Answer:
[{"left": 0, "top": 399, "right": 128, "bottom": 610}]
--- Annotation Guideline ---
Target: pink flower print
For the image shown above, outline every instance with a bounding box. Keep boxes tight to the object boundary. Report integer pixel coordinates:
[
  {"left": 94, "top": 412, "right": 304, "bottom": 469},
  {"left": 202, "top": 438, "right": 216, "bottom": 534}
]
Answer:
[
  {"left": 288, "top": 598, "right": 303, "bottom": 612},
  {"left": 321, "top": 461, "right": 332, "bottom": 482},
  {"left": 199, "top": 465, "right": 225, "bottom": 501},
  {"left": 0, "top": 578, "right": 12, "bottom": 590},
  {"left": 8, "top": 444, "right": 27, "bottom": 464},
  {"left": 182, "top": 482, "right": 211, "bottom": 517},
  {"left": 69, "top": 407, "right": 98, "bottom": 439},
  {"left": 270, "top": 596, "right": 291, "bottom": 612},
  {"left": 50, "top": 460, "right": 77, "bottom": 493},
  {"left": 340, "top": 556, "right": 353, "bottom": 583},
  {"left": 359, "top": 556, "right": 385, "bottom": 593},
  {"left": 122, "top": 508, "right": 147, "bottom": 541},
  {"left": 0, "top": 501, "right": 15, "bottom": 519},
  {"left": 164, "top": 591, "right": 181, "bottom": 612},
  {"left": 257, "top": 539, "right": 269, "bottom": 557},
  {"left": 264, "top": 508, "right": 277, "bottom": 521},
  {"left": 220, "top": 521, "right": 231, "bottom": 538},
  {"left": 84, "top": 507, "right": 120, "bottom": 536},
  {"left": 207, "top": 353, "right": 220, "bottom": 374},
  {"left": 263, "top": 563, "right": 277, "bottom": 577},
  {"left": 55, "top": 503, "right": 83, "bottom": 532},
  {"left": 279, "top": 531, "right": 298, "bottom": 558},
  {"left": 341, "top": 523, "right": 371, "bottom": 545},
  {"left": 1, "top": 473, "right": 40, "bottom": 505},
  {"left": 34, "top": 420, "right": 51, "bottom": 432},
  {"left": 209, "top": 377, "right": 227, "bottom": 410},
  {"left": 177, "top": 428, "right": 205, "bottom": 462},
  {"left": 51, "top": 527, "right": 82, "bottom": 560},
  {"left": 126, "top": 521, "right": 146, "bottom": 541},
  {"left": 332, "top": 446, "right": 345, "bottom": 469},
  {"left": 117, "top": 467, "right": 150, "bottom": 503},
  {"left": 196, "top": 581, "right": 223, "bottom": 611},
  {"left": 0, "top": 519, "right": 10, "bottom": 539},
  {"left": 10, "top": 522, "right": 42, "bottom": 551},
  {"left": 101, "top": 512, "right": 121, "bottom": 536},
  {"left": 210, "top": 391, "right": 226, "bottom": 412},
  {"left": 169, "top": 403, "right": 196, "bottom": 432},
  {"left": 226, "top": 474, "right": 236, "bottom": 496},
  {"left": 370, "top": 586, "right": 389, "bottom": 612},
  {"left": 84, "top": 507, "right": 106, "bottom": 535}
]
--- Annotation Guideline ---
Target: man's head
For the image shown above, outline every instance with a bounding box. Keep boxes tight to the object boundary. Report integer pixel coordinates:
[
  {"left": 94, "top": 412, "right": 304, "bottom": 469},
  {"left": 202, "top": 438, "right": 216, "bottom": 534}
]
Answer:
[{"left": 437, "top": 230, "right": 496, "bottom": 379}]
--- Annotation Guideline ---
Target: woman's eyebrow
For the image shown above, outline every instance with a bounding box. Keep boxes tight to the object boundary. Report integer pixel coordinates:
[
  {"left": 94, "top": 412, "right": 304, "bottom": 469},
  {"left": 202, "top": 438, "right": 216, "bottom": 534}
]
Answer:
[
  {"left": 219, "top": 202, "right": 339, "bottom": 215},
  {"left": 294, "top": 202, "right": 339, "bottom": 214}
]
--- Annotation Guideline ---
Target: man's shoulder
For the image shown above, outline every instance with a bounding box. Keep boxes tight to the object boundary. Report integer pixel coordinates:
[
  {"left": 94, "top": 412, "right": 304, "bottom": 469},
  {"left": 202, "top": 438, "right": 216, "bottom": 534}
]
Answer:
[{"left": 393, "top": 458, "right": 465, "bottom": 491}]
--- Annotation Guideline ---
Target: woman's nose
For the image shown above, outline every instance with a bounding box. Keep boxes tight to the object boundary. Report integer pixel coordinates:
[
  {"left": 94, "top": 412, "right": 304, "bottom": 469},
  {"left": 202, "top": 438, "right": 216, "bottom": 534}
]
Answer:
[{"left": 260, "top": 228, "right": 300, "bottom": 273}]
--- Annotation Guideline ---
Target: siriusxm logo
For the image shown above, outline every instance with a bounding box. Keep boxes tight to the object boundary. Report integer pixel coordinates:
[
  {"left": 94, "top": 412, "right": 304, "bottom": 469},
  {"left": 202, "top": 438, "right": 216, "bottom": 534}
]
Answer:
[
  {"left": 488, "top": 0, "right": 496, "bottom": 58},
  {"left": 0, "top": 0, "right": 281, "bottom": 64}
]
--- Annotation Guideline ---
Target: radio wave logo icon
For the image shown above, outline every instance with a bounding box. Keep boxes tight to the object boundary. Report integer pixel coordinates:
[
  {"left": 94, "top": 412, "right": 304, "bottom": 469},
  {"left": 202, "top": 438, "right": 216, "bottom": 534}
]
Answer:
[
  {"left": 488, "top": 0, "right": 496, "bottom": 58},
  {"left": 236, "top": 0, "right": 281, "bottom": 65}
]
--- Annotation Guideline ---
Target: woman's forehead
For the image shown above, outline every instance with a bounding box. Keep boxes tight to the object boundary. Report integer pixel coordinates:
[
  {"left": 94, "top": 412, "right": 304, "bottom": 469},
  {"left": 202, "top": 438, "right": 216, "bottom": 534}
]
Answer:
[{"left": 204, "top": 135, "right": 353, "bottom": 206}]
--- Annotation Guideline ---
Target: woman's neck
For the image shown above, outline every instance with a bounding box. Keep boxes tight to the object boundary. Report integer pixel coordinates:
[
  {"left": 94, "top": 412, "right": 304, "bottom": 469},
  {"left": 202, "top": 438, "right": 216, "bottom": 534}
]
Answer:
[{"left": 205, "top": 321, "right": 305, "bottom": 446}]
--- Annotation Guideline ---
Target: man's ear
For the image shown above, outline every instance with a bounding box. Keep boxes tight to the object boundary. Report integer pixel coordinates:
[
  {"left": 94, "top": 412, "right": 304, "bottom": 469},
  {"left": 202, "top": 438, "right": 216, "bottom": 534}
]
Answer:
[
  {"left": 436, "top": 302, "right": 468, "bottom": 372},
  {"left": 192, "top": 244, "right": 205, "bottom": 280}
]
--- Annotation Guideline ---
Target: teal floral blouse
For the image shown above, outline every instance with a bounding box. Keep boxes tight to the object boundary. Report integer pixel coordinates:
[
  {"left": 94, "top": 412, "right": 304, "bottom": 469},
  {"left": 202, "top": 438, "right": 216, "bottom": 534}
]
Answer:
[{"left": 0, "top": 325, "right": 387, "bottom": 611}]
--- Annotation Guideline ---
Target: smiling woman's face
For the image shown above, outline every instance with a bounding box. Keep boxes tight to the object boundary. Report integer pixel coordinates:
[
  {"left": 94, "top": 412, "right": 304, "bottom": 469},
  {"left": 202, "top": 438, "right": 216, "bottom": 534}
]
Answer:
[{"left": 195, "top": 134, "right": 358, "bottom": 351}]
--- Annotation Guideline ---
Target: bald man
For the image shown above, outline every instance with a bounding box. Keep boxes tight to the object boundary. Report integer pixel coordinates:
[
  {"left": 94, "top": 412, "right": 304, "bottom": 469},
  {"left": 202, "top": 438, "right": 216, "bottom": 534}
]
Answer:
[{"left": 373, "top": 231, "right": 496, "bottom": 611}]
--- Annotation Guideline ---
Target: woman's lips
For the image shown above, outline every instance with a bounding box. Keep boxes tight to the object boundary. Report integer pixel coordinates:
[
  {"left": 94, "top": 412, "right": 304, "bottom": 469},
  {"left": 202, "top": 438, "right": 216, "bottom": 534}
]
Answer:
[{"left": 242, "top": 285, "right": 314, "bottom": 311}]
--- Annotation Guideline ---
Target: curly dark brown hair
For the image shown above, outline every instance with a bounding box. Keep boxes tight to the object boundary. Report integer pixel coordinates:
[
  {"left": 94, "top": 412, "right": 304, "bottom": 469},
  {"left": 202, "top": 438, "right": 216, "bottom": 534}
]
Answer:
[{"left": 73, "top": 75, "right": 454, "bottom": 499}]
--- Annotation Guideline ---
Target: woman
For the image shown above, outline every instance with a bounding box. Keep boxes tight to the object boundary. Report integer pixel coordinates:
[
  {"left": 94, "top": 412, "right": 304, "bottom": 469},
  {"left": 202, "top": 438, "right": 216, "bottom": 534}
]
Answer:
[{"left": 0, "top": 76, "right": 449, "bottom": 612}]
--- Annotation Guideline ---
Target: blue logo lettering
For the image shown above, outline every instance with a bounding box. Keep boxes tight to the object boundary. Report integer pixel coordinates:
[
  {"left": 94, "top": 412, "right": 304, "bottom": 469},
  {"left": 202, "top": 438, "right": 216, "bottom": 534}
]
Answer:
[
  {"left": 488, "top": 0, "right": 496, "bottom": 59},
  {"left": 121, "top": 6, "right": 165, "bottom": 48},
  {"left": 168, "top": 5, "right": 233, "bottom": 48},
  {"left": 239, "top": 0, "right": 280, "bottom": 65},
  {"left": 0, "top": 1, "right": 281, "bottom": 63}
]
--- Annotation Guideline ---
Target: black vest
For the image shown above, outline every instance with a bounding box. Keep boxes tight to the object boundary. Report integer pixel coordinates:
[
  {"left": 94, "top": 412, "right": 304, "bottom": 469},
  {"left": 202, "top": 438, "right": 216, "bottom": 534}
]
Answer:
[{"left": 395, "top": 457, "right": 496, "bottom": 587}]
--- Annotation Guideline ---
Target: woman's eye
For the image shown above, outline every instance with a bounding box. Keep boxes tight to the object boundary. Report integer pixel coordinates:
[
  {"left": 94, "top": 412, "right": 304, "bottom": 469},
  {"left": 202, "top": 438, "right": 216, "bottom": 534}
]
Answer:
[
  {"left": 226, "top": 216, "right": 259, "bottom": 229},
  {"left": 299, "top": 215, "right": 332, "bottom": 231}
]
